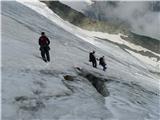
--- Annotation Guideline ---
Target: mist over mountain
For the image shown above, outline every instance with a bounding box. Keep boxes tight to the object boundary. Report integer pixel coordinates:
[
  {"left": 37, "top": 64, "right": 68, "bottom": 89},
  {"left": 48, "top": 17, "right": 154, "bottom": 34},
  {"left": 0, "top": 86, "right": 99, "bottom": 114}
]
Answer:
[
  {"left": 84, "top": 1, "right": 160, "bottom": 40},
  {"left": 59, "top": 1, "right": 160, "bottom": 40}
]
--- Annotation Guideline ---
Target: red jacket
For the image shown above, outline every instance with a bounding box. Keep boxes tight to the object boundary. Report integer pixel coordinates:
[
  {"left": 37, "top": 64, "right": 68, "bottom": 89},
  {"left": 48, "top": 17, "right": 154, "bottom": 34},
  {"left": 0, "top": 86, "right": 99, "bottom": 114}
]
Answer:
[{"left": 39, "top": 36, "right": 50, "bottom": 47}]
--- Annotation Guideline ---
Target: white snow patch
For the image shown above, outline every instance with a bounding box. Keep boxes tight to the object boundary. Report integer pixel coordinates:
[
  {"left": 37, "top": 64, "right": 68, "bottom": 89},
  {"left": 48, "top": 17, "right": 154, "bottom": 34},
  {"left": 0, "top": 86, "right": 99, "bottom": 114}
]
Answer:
[{"left": 126, "top": 49, "right": 160, "bottom": 69}]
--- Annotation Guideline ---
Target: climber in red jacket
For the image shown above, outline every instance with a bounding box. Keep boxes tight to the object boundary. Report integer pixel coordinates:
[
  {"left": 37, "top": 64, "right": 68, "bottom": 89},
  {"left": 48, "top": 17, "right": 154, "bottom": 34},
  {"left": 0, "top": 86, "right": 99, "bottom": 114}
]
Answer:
[{"left": 39, "top": 32, "right": 50, "bottom": 62}]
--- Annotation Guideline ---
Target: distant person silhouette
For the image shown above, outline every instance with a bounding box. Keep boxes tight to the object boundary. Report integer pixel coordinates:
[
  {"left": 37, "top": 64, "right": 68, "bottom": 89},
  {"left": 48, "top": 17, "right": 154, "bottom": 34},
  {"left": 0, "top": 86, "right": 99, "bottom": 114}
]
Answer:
[
  {"left": 39, "top": 32, "right": 50, "bottom": 62},
  {"left": 99, "top": 56, "right": 107, "bottom": 71},
  {"left": 89, "top": 51, "right": 97, "bottom": 68}
]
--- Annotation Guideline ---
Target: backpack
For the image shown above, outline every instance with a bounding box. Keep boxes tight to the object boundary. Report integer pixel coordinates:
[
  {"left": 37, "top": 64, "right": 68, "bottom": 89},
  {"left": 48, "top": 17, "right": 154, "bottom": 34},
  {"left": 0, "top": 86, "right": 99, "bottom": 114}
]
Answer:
[{"left": 99, "top": 57, "right": 105, "bottom": 65}]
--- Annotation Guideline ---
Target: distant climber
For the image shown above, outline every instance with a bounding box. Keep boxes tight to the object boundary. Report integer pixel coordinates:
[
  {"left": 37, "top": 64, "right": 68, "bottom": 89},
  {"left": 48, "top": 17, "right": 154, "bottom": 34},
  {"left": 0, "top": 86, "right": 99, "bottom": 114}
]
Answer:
[
  {"left": 89, "top": 51, "right": 97, "bottom": 68},
  {"left": 39, "top": 32, "right": 50, "bottom": 62},
  {"left": 99, "top": 56, "right": 107, "bottom": 71}
]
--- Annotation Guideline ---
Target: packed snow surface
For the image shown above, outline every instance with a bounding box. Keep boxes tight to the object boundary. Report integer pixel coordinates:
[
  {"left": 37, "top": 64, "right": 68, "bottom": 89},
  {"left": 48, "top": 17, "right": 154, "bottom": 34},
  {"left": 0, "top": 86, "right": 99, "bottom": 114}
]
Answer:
[
  {"left": 2, "top": 1, "right": 160, "bottom": 120},
  {"left": 17, "top": 0, "right": 160, "bottom": 69}
]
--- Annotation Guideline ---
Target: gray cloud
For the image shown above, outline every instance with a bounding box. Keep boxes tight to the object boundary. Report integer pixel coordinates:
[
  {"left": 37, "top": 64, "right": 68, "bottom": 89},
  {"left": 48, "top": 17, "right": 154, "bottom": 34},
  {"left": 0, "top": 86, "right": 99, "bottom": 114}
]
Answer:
[
  {"left": 59, "top": 1, "right": 160, "bottom": 40},
  {"left": 85, "top": 1, "right": 160, "bottom": 40}
]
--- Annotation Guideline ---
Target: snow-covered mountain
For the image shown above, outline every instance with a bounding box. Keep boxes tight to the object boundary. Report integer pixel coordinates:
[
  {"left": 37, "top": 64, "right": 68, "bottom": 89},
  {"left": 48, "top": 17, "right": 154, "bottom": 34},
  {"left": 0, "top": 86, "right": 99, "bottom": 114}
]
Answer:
[{"left": 1, "top": 1, "right": 160, "bottom": 120}]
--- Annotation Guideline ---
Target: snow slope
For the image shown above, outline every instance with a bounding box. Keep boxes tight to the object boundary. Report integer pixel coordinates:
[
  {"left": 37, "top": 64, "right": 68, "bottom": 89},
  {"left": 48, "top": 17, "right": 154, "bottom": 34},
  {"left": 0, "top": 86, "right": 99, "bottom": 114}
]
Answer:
[
  {"left": 17, "top": 0, "right": 160, "bottom": 70},
  {"left": 2, "top": 1, "right": 160, "bottom": 120}
]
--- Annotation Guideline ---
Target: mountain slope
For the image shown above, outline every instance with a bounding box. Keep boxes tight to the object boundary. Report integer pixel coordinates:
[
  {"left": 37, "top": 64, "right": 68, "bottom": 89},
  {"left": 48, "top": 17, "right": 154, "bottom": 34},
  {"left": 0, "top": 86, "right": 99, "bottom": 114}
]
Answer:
[
  {"left": 43, "top": 1, "right": 127, "bottom": 33},
  {"left": 43, "top": 1, "right": 160, "bottom": 59},
  {"left": 2, "top": 1, "right": 160, "bottom": 120}
]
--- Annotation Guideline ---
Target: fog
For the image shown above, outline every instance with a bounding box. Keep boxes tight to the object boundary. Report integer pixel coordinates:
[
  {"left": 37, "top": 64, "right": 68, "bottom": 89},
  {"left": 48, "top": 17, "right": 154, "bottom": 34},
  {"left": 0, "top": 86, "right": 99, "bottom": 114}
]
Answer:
[
  {"left": 60, "top": 1, "right": 160, "bottom": 40},
  {"left": 84, "top": 1, "right": 160, "bottom": 40}
]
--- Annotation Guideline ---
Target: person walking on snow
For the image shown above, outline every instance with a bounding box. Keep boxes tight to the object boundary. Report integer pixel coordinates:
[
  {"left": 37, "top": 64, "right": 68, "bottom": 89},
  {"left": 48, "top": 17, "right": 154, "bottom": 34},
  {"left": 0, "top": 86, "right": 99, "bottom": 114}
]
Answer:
[
  {"left": 89, "top": 51, "right": 97, "bottom": 68},
  {"left": 39, "top": 32, "right": 50, "bottom": 62},
  {"left": 99, "top": 56, "right": 107, "bottom": 71}
]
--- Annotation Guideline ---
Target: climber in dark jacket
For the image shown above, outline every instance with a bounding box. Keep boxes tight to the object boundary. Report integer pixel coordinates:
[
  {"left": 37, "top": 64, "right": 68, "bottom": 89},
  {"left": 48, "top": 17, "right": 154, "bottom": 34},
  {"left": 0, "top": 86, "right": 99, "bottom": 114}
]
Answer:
[
  {"left": 39, "top": 32, "right": 50, "bottom": 62},
  {"left": 99, "top": 56, "right": 107, "bottom": 71},
  {"left": 89, "top": 51, "right": 97, "bottom": 68}
]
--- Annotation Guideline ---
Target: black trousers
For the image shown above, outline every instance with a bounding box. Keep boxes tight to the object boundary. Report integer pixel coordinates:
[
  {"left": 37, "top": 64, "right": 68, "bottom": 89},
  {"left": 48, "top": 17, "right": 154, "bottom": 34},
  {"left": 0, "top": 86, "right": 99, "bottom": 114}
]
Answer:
[
  {"left": 40, "top": 47, "right": 50, "bottom": 62},
  {"left": 92, "top": 61, "right": 97, "bottom": 68},
  {"left": 100, "top": 64, "right": 106, "bottom": 71}
]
